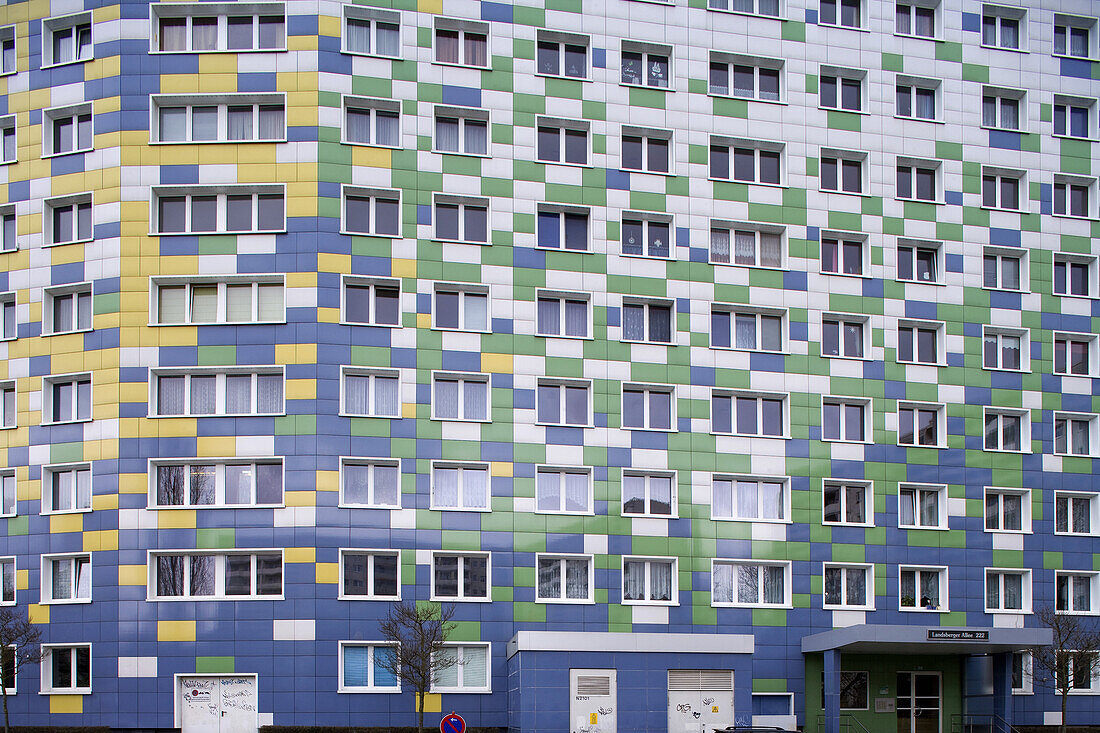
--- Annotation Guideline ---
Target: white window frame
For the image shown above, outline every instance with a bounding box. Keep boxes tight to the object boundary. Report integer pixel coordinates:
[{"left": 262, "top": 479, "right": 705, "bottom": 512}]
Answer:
[
  {"left": 982, "top": 326, "right": 1028, "bottom": 372},
  {"left": 822, "top": 562, "right": 874, "bottom": 611},
  {"left": 620, "top": 213, "right": 673, "bottom": 260},
  {"left": 1012, "top": 651, "right": 1033, "bottom": 695},
  {"left": 536, "top": 205, "right": 590, "bottom": 252},
  {"left": 535, "top": 553, "right": 595, "bottom": 604},
  {"left": 430, "top": 552, "right": 491, "bottom": 601},
  {"left": 338, "top": 549, "right": 401, "bottom": 601},
  {"left": 1054, "top": 332, "right": 1098, "bottom": 377},
  {"left": 431, "top": 372, "right": 490, "bottom": 423},
  {"left": 1053, "top": 175, "right": 1098, "bottom": 220},
  {"left": 620, "top": 40, "right": 672, "bottom": 90},
  {"left": 45, "top": 193, "right": 93, "bottom": 246},
  {"left": 0, "top": 292, "right": 12, "bottom": 339},
  {"left": 342, "top": 6, "right": 401, "bottom": 59},
  {"left": 1054, "top": 412, "right": 1099, "bottom": 457},
  {"left": 620, "top": 297, "right": 674, "bottom": 344},
  {"left": 898, "top": 564, "right": 948, "bottom": 612},
  {"left": 340, "top": 368, "right": 401, "bottom": 418},
  {"left": 1063, "top": 650, "right": 1100, "bottom": 694},
  {"left": 151, "top": 93, "right": 286, "bottom": 144},
  {"left": 983, "top": 408, "right": 1029, "bottom": 453},
  {"left": 341, "top": 275, "right": 401, "bottom": 327},
  {"left": 820, "top": 149, "right": 868, "bottom": 195},
  {"left": 896, "top": 157, "right": 943, "bottom": 203},
  {"left": 43, "top": 283, "right": 93, "bottom": 336},
  {"left": 433, "top": 194, "right": 489, "bottom": 244},
  {"left": 534, "top": 466, "right": 593, "bottom": 515},
  {"left": 984, "top": 487, "right": 1031, "bottom": 534},
  {"left": 337, "top": 642, "right": 400, "bottom": 693},
  {"left": 0, "top": 116, "right": 13, "bottom": 165},
  {"left": 42, "top": 103, "right": 92, "bottom": 158},
  {"left": 821, "top": 313, "right": 869, "bottom": 359},
  {"left": 708, "top": 136, "right": 784, "bottom": 186},
  {"left": 895, "top": 76, "right": 941, "bottom": 122},
  {"left": 711, "top": 474, "right": 790, "bottom": 523},
  {"left": 0, "top": 556, "right": 13, "bottom": 605},
  {"left": 537, "top": 117, "right": 590, "bottom": 167},
  {"left": 897, "top": 319, "right": 945, "bottom": 365},
  {"left": 42, "top": 12, "right": 93, "bottom": 67},
  {"left": 822, "top": 480, "right": 873, "bottom": 527},
  {"left": 0, "top": 206, "right": 15, "bottom": 252},
  {"left": 535, "top": 378, "right": 592, "bottom": 428},
  {"left": 150, "top": 3, "right": 287, "bottom": 54},
  {"left": 39, "top": 644, "right": 91, "bottom": 695},
  {"left": 536, "top": 290, "right": 592, "bottom": 340},
  {"left": 341, "top": 186, "right": 401, "bottom": 238},
  {"left": 432, "top": 17, "right": 489, "bottom": 69},
  {"left": 0, "top": 26, "right": 15, "bottom": 76},
  {"left": 706, "top": 0, "right": 783, "bottom": 19},
  {"left": 1055, "top": 491, "right": 1099, "bottom": 537},
  {"left": 42, "top": 373, "right": 92, "bottom": 425},
  {"left": 897, "top": 483, "right": 947, "bottom": 529},
  {"left": 429, "top": 462, "right": 490, "bottom": 512},
  {"left": 981, "top": 4, "right": 1027, "bottom": 51},
  {"left": 709, "top": 221, "right": 785, "bottom": 269},
  {"left": 1053, "top": 95, "right": 1096, "bottom": 141},
  {"left": 40, "top": 463, "right": 91, "bottom": 515},
  {"left": 708, "top": 52, "right": 784, "bottom": 103},
  {"left": 433, "top": 283, "right": 490, "bottom": 333},
  {"left": 535, "top": 29, "right": 590, "bottom": 80},
  {"left": 41, "top": 553, "right": 91, "bottom": 604},
  {"left": 820, "top": 232, "right": 869, "bottom": 277},
  {"left": 0, "top": 472, "right": 14, "bottom": 516},
  {"left": 433, "top": 106, "right": 489, "bottom": 156},
  {"left": 148, "top": 458, "right": 284, "bottom": 509},
  {"left": 1054, "top": 14, "right": 1097, "bottom": 61},
  {"left": 897, "top": 402, "right": 946, "bottom": 448},
  {"left": 147, "top": 549, "right": 284, "bottom": 600},
  {"left": 1055, "top": 571, "right": 1100, "bottom": 616},
  {"left": 430, "top": 643, "right": 491, "bottom": 693},
  {"left": 340, "top": 458, "right": 402, "bottom": 510},
  {"left": 980, "top": 167, "right": 1026, "bottom": 212},
  {"left": 151, "top": 368, "right": 285, "bottom": 417},
  {"left": 821, "top": 396, "right": 870, "bottom": 443},
  {"left": 895, "top": 0, "right": 941, "bottom": 40},
  {"left": 621, "top": 384, "right": 675, "bottom": 432},
  {"left": 711, "top": 390, "right": 789, "bottom": 438},
  {"left": 621, "top": 470, "right": 678, "bottom": 519},
  {"left": 818, "top": 66, "right": 866, "bottom": 113},
  {"left": 982, "top": 246, "right": 1027, "bottom": 292},
  {"left": 711, "top": 559, "right": 791, "bottom": 608},
  {"left": 984, "top": 568, "right": 1032, "bottom": 614},
  {"left": 819, "top": 0, "right": 865, "bottom": 29},
  {"left": 151, "top": 276, "right": 285, "bottom": 325},
  {"left": 711, "top": 305, "right": 786, "bottom": 353},
  {"left": 981, "top": 87, "right": 1027, "bottom": 132},
  {"left": 621, "top": 126, "right": 672, "bottom": 175},
  {"left": 343, "top": 96, "right": 401, "bottom": 148},
  {"left": 152, "top": 185, "right": 286, "bottom": 234},
  {"left": 621, "top": 556, "right": 678, "bottom": 606}
]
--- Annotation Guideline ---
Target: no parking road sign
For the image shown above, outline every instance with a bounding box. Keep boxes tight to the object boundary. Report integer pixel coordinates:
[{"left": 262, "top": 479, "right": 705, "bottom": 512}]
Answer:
[{"left": 441, "top": 712, "right": 466, "bottom": 733}]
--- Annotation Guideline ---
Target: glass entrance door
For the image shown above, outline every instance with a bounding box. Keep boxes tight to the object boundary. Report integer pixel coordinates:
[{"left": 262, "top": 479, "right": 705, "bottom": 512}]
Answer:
[{"left": 896, "top": 672, "right": 941, "bottom": 733}]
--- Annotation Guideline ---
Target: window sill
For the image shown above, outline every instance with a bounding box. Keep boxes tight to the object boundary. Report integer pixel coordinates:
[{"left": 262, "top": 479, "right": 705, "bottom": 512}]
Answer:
[
  {"left": 341, "top": 230, "right": 400, "bottom": 238},
  {"left": 339, "top": 503, "right": 401, "bottom": 510},
  {"left": 536, "top": 422, "right": 594, "bottom": 429},
  {"left": 154, "top": 230, "right": 288, "bottom": 236},
  {"left": 1054, "top": 609, "right": 1100, "bottom": 617},
  {"left": 428, "top": 596, "right": 490, "bottom": 603},
  {"left": 341, "top": 320, "right": 401, "bottom": 328},
  {"left": 40, "top": 689, "right": 91, "bottom": 696},
  {"left": 432, "top": 326, "right": 491, "bottom": 334},
  {"left": 341, "top": 413, "right": 401, "bottom": 419},
  {"left": 897, "top": 360, "right": 946, "bottom": 368},
  {"left": 622, "top": 426, "right": 677, "bottom": 434},
  {"left": 41, "top": 58, "right": 92, "bottom": 69},
  {"left": 983, "top": 448, "right": 1030, "bottom": 455},
  {"left": 711, "top": 261, "right": 790, "bottom": 272},
  {"left": 149, "top": 595, "right": 285, "bottom": 602},
  {"left": 338, "top": 594, "right": 402, "bottom": 602},
  {"left": 341, "top": 50, "right": 402, "bottom": 61},
  {"left": 1052, "top": 213, "right": 1099, "bottom": 223},
  {"left": 822, "top": 438, "right": 873, "bottom": 445},
  {"left": 817, "top": 23, "right": 870, "bottom": 33},
  {"left": 537, "top": 158, "right": 593, "bottom": 169},
  {"left": 1053, "top": 372, "right": 1095, "bottom": 379},
  {"left": 428, "top": 506, "right": 492, "bottom": 513},
  {"left": 897, "top": 443, "right": 947, "bottom": 450},
  {"left": 619, "top": 252, "right": 673, "bottom": 262},
  {"left": 622, "top": 167, "right": 677, "bottom": 178},
  {"left": 705, "top": 7, "right": 786, "bottom": 21},
  {"left": 1053, "top": 133, "right": 1098, "bottom": 143},
  {"left": 338, "top": 687, "right": 402, "bottom": 694},
  {"left": 536, "top": 597, "right": 596, "bottom": 605},
  {"left": 432, "top": 238, "right": 490, "bottom": 246},
  {"left": 623, "top": 513, "right": 678, "bottom": 520},
  {"left": 824, "top": 605, "right": 875, "bottom": 612},
  {"left": 710, "top": 177, "right": 788, "bottom": 189},
  {"left": 981, "top": 366, "right": 1031, "bottom": 374},
  {"left": 149, "top": 413, "right": 286, "bottom": 419},
  {"left": 896, "top": 197, "right": 945, "bottom": 206},
  {"left": 819, "top": 188, "right": 872, "bottom": 198},
  {"left": 0, "top": 70, "right": 14, "bottom": 78},
  {"left": 44, "top": 238, "right": 94, "bottom": 248},
  {"left": 821, "top": 353, "right": 871, "bottom": 361},
  {"left": 151, "top": 138, "right": 287, "bottom": 145},
  {"left": 818, "top": 106, "right": 870, "bottom": 116},
  {"left": 899, "top": 606, "right": 947, "bottom": 613},
  {"left": 1053, "top": 530, "right": 1099, "bottom": 537},
  {"left": 713, "top": 602, "right": 791, "bottom": 609},
  {"left": 40, "top": 419, "right": 93, "bottom": 427},
  {"left": 713, "top": 347, "right": 789, "bottom": 355},
  {"left": 981, "top": 286, "right": 1029, "bottom": 295},
  {"left": 899, "top": 524, "right": 948, "bottom": 531},
  {"left": 430, "top": 687, "right": 492, "bottom": 695},
  {"left": 986, "top": 608, "right": 1032, "bottom": 615},
  {"left": 534, "top": 509, "right": 595, "bottom": 517},
  {"left": 898, "top": 278, "right": 945, "bottom": 286},
  {"left": 151, "top": 320, "right": 287, "bottom": 327},
  {"left": 712, "top": 432, "right": 789, "bottom": 440},
  {"left": 619, "top": 83, "right": 671, "bottom": 93},
  {"left": 979, "top": 44, "right": 1028, "bottom": 54},
  {"left": 822, "top": 521, "right": 874, "bottom": 528},
  {"left": 622, "top": 340, "right": 676, "bottom": 347},
  {"left": 621, "top": 599, "right": 679, "bottom": 607},
  {"left": 41, "top": 508, "right": 92, "bottom": 516},
  {"left": 1053, "top": 453, "right": 1099, "bottom": 459},
  {"left": 431, "top": 61, "right": 491, "bottom": 72},
  {"left": 430, "top": 417, "right": 491, "bottom": 424},
  {"left": 150, "top": 504, "right": 286, "bottom": 511},
  {"left": 821, "top": 271, "right": 870, "bottom": 279},
  {"left": 535, "top": 333, "right": 594, "bottom": 341},
  {"left": 149, "top": 48, "right": 288, "bottom": 55},
  {"left": 894, "top": 115, "right": 945, "bottom": 125},
  {"left": 0, "top": 159, "right": 15, "bottom": 166},
  {"left": 894, "top": 32, "right": 944, "bottom": 42},
  {"left": 537, "top": 246, "right": 593, "bottom": 254},
  {"left": 984, "top": 528, "right": 1032, "bottom": 535},
  {"left": 1052, "top": 53, "right": 1098, "bottom": 62},
  {"left": 708, "top": 93, "right": 787, "bottom": 106},
  {"left": 41, "top": 598, "right": 91, "bottom": 605},
  {"left": 712, "top": 516, "right": 791, "bottom": 525},
  {"left": 535, "top": 72, "right": 591, "bottom": 83},
  {"left": 979, "top": 126, "right": 1028, "bottom": 135},
  {"left": 43, "top": 328, "right": 93, "bottom": 338}
]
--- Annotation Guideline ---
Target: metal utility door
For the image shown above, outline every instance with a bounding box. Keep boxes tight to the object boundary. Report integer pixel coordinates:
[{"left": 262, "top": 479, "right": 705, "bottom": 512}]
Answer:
[
  {"left": 896, "top": 672, "right": 941, "bottom": 733},
  {"left": 667, "top": 670, "right": 735, "bottom": 733},
  {"left": 570, "top": 669, "right": 617, "bottom": 733},
  {"left": 179, "top": 676, "right": 258, "bottom": 733}
]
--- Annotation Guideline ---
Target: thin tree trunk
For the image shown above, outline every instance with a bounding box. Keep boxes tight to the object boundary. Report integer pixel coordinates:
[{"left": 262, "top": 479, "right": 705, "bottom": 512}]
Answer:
[
  {"left": 1061, "top": 689, "right": 1067, "bottom": 733},
  {"left": 418, "top": 689, "right": 425, "bottom": 733},
  {"left": 1, "top": 677, "right": 9, "bottom": 733}
]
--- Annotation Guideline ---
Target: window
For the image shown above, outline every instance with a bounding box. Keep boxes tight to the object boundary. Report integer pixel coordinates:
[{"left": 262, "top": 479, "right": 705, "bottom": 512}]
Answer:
[
  {"left": 896, "top": 159, "right": 940, "bottom": 202},
  {"left": 896, "top": 2, "right": 937, "bottom": 38},
  {"left": 982, "top": 88, "right": 1025, "bottom": 132},
  {"left": 0, "top": 382, "right": 13, "bottom": 430},
  {"left": 712, "top": 391, "right": 786, "bottom": 437},
  {"left": 711, "top": 476, "right": 787, "bottom": 522},
  {"left": 154, "top": 278, "right": 284, "bottom": 325},
  {"left": 823, "top": 481, "right": 871, "bottom": 525},
  {"left": 536, "top": 30, "right": 588, "bottom": 79},
  {"left": 981, "top": 5, "right": 1024, "bottom": 50},
  {"left": 982, "top": 327, "right": 1026, "bottom": 371},
  {"left": 153, "top": 4, "right": 286, "bottom": 53},
  {"left": 431, "top": 553, "right": 489, "bottom": 600},
  {"left": 43, "top": 13, "right": 92, "bottom": 66},
  {"left": 712, "top": 560, "right": 789, "bottom": 607},
  {"left": 0, "top": 473, "right": 13, "bottom": 516},
  {"left": 897, "top": 403, "right": 944, "bottom": 448},
  {"left": 898, "top": 484, "right": 945, "bottom": 528},
  {"left": 343, "top": 6, "right": 400, "bottom": 58},
  {"left": 535, "top": 467, "right": 592, "bottom": 514},
  {"left": 1054, "top": 15, "right": 1096, "bottom": 59},
  {"left": 0, "top": 117, "right": 12, "bottom": 164},
  {"left": 823, "top": 564, "right": 872, "bottom": 610},
  {"left": 897, "top": 240, "right": 941, "bottom": 284},
  {"left": 434, "top": 107, "right": 488, "bottom": 156},
  {"left": 822, "top": 398, "right": 869, "bottom": 443},
  {"left": 43, "top": 375, "right": 91, "bottom": 424},
  {"left": 42, "top": 554, "right": 91, "bottom": 603},
  {"left": 1054, "top": 334, "right": 1095, "bottom": 376},
  {"left": 984, "top": 409, "right": 1027, "bottom": 453},
  {"left": 432, "top": 644, "right": 490, "bottom": 692},
  {"left": 0, "top": 295, "right": 12, "bottom": 340},
  {"left": 343, "top": 276, "right": 400, "bottom": 327},
  {"left": 153, "top": 95, "right": 285, "bottom": 143},
  {"left": 819, "top": 69, "right": 863, "bottom": 112},
  {"left": 153, "top": 460, "right": 283, "bottom": 508},
  {"left": 339, "top": 643, "right": 398, "bottom": 692},
  {"left": 986, "top": 569, "right": 1030, "bottom": 612},
  {"left": 43, "top": 104, "right": 92, "bottom": 157},
  {"left": 821, "top": 234, "right": 866, "bottom": 276},
  {"left": 41, "top": 645, "right": 90, "bottom": 694},
  {"left": 341, "top": 459, "right": 400, "bottom": 509},
  {"left": 433, "top": 18, "right": 488, "bottom": 68},
  {"left": 897, "top": 320, "right": 942, "bottom": 364},
  {"left": 1060, "top": 651, "right": 1100, "bottom": 693},
  {"left": 895, "top": 78, "right": 939, "bottom": 121},
  {"left": 622, "top": 557, "right": 676, "bottom": 604},
  {"left": 45, "top": 194, "right": 92, "bottom": 245},
  {"left": 711, "top": 307, "right": 784, "bottom": 352},
  {"left": 0, "top": 208, "right": 14, "bottom": 252},
  {"left": 342, "top": 369, "right": 400, "bottom": 418},
  {"left": 152, "top": 369, "right": 284, "bottom": 417},
  {"left": 1054, "top": 176, "right": 1096, "bottom": 219},
  {"left": 0, "top": 557, "right": 12, "bottom": 604},
  {"left": 343, "top": 97, "right": 400, "bottom": 148},
  {"left": 536, "top": 554, "right": 593, "bottom": 603},
  {"left": 820, "top": 150, "right": 866, "bottom": 194},
  {"left": 1054, "top": 413, "right": 1097, "bottom": 457},
  {"left": 622, "top": 471, "right": 676, "bottom": 517},
  {"left": 432, "top": 373, "right": 489, "bottom": 422},
  {"left": 434, "top": 284, "right": 489, "bottom": 332},
  {"left": 340, "top": 550, "right": 399, "bottom": 600},
  {"left": 982, "top": 168, "right": 1025, "bottom": 211},
  {"left": 342, "top": 187, "right": 400, "bottom": 237},
  {"left": 707, "top": 0, "right": 781, "bottom": 18},
  {"left": 899, "top": 566, "right": 946, "bottom": 610},
  {"left": 1054, "top": 96, "right": 1094, "bottom": 140},
  {"left": 1055, "top": 492, "right": 1097, "bottom": 535},
  {"left": 621, "top": 299, "right": 673, "bottom": 343},
  {"left": 709, "top": 138, "right": 783, "bottom": 185},
  {"left": 154, "top": 186, "right": 285, "bottom": 234},
  {"left": 709, "top": 222, "right": 783, "bottom": 268},
  {"left": 150, "top": 551, "right": 283, "bottom": 599},
  {"left": 537, "top": 291, "right": 590, "bottom": 339},
  {"left": 621, "top": 41, "right": 670, "bottom": 89},
  {"left": 0, "top": 26, "right": 13, "bottom": 75},
  {"left": 822, "top": 315, "right": 866, "bottom": 358},
  {"left": 708, "top": 54, "right": 782, "bottom": 101},
  {"left": 819, "top": 0, "right": 862, "bottom": 28},
  {"left": 1056, "top": 571, "right": 1098, "bottom": 615},
  {"left": 622, "top": 127, "right": 671, "bottom": 174},
  {"left": 1012, "top": 652, "right": 1032, "bottom": 694},
  {"left": 41, "top": 465, "right": 91, "bottom": 514},
  {"left": 538, "top": 118, "right": 589, "bottom": 166},
  {"left": 983, "top": 248, "right": 1024, "bottom": 291},
  {"left": 434, "top": 196, "right": 488, "bottom": 244},
  {"left": 44, "top": 284, "right": 92, "bottom": 335},
  {"left": 536, "top": 379, "right": 591, "bottom": 427},
  {"left": 430, "top": 463, "right": 489, "bottom": 511},
  {"left": 537, "top": 206, "right": 588, "bottom": 251},
  {"left": 621, "top": 214, "right": 671, "bottom": 259},
  {"left": 985, "top": 488, "right": 1028, "bottom": 533}
]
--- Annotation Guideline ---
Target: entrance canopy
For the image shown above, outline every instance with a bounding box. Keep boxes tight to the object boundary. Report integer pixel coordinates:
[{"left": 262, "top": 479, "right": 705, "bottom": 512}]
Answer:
[{"left": 801, "top": 624, "right": 1052, "bottom": 655}]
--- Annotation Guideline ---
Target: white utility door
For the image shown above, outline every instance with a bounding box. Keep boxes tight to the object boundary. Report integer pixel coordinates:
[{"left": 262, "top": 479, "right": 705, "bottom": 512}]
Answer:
[
  {"left": 179, "top": 676, "right": 258, "bottom": 733},
  {"left": 667, "top": 670, "right": 735, "bottom": 733},
  {"left": 570, "top": 669, "right": 617, "bottom": 733}
]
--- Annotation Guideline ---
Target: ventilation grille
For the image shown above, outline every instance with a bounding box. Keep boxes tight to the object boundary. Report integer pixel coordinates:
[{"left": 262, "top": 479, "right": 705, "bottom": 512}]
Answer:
[
  {"left": 668, "top": 669, "right": 734, "bottom": 691},
  {"left": 576, "top": 675, "right": 612, "bottom": 696}
]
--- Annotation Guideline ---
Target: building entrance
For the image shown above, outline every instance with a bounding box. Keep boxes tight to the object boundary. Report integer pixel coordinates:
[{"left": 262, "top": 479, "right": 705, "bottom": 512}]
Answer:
[{"left": 896, "top": 672, "right": 941, "bottom": 733}]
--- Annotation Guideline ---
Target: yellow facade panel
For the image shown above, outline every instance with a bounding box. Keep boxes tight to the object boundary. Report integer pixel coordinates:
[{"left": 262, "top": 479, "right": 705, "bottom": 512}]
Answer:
[
  {"left": 284, "top": 547, "right": 315, "bottom": 564},
  {"left": 315, "top": 562, "right": 338, "bottom": 584},
  {"left": 83, "top": 529, "right": 119, "bottom": 551},
  {"left": 49, "top": 513, "right": 84, "bottom": 534},
  {"left": 158, "top": 620, "right": 197, "bottom": 642},
  {"left": 118, "top": 564, "right": 148, "bottom": 586},
  {"left": 285, "top": 490, "right": 316, "bottom": 507},
  {"left": 158, "top": 509, "right": 196, "bottom": 529},
  {"left": 49, "top": 696, "right": 83, "bottom": 715}
]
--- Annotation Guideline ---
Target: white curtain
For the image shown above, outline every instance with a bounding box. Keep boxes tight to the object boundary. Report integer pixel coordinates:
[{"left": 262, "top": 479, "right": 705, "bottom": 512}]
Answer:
[
  {"left": 735, "top": 314, "right": 756, "bottom": 349},
  {"left": 344, "top": 464, "right": 369, "bottom": 504},
  {"left": 376, "top": 23, "right": 400, "bottom": 57},
  {"left": 710, "top": 228, "right": 730, "bottom": 262},
  {"left": 225, "top": 465, "right": 250, "bottom": 504},
  {"left": 258, "top": 106, "right": 283, "bottom": 140},
  {"left": 257, "top": 374, "right": 282, "bottom": 413},
  {"left": 435, "top": 379, "right": 458, "bottom": 418},
  {"left": 537, "top": 471, "right": 559, "bottom": 511},
  {"left": 920, "top": 489, "right": 938, "bottom": 526},
  {"left": 191, "top": 19, "right": 217, "bottom": 51},
  {"left": 160, "top": 19, "right": 186, "bottom": 51},
  {"left": 435, "top": 31, "right": 459, "bottom": 64},
  {"left": 565, "top": 472, "right": 587, "bottom": 512},
  {"left": 920, "top": 571, "right": 939, "bottom": 606},
  {"left": 537, "top": 299, "right": 559, "bottom": 336},
  {"left": 374, "top": 464, "right": 399, "bottom": 506},
  {"left": 53, "top": 559, "right": 72, "bottom": 600},
  {"left": 462, "top": 646, "right": 487, "bottom": 687},
  {"left": 345, "top": 375, "right": 369, "bottom": 414},
  {"left": 1001, "top": 99, "right": 1018, "bottom": 129},
  {"left": 557, "top": 300, "right": 584, "bottom": 338},
  {"left": 464, "top": 120, "right": 487, "bottom": 154},
  {"left": 464, "top": 35, "right": 486, "bottom": 67},
  {"left": 462, "top": 468, "right": 487, "bottom": 509},
  {"left": 226, "top": 375, "right": 252, "bottom": 414},
  {"left": 901, "top": 571, "right": 915, "bottom": 605},
  {"left": 190, "top": 285, "right": 217, "bottom": 322},
  {"left": 1074, "top": 576, "right": 1091, "bottom": 611},
  {"left": 1, "top": 474, "right": 13, "bottom": 515},
  {"left": 158, "top": 375, "right": 185, "bottom": 415},
  {"left": 159, "top": 107, "right": 186, "bottom": 141},
  {"left": 734, "top": 230, "right": 756, "bottom": 264},
  {"left": 375, "top": 377, "right": 398, "bottom": 417},
  {"left": 899, "top": 490, "right": 915, "bottom": 525},
  {"left": 650, "top": 562, "right": 671, "bottom": 601},
  {"left": 346, "top": 18, "right": 371, "bottom": 54},
  {"left": 228, "top": 106, "right": 253, "bottom": 140},
  {"left": 226, "top": 284, "right": 252, "bottom": 322},
  {"left": 737, "top": 480, "right": 758, "bottom": 519},
  {"left": 347, "top": 108, "right": 372, "bottom": 144},
  {"left": 712, "top": 479, "right": 732, "bottom": 518},
  {"left": 465, "top": 293, "right": 487, "bottom": 331},
  {"left": 565, "top": 559, "right": 588, "bottom": 599},
  {"left": 434, "top": 468, "right": 458, "bottom": 507},
  {"left": 52, "top": 471, "right": 72, "bottom": 511},
  {"left": 464, "top": 380, "right": 487, "bottom": 420},
  {"left": 189, "top": 375, "right": 216, "bottom": 414},
  {"left": 762, "top": 481, "right": 783, "bottom": 519},
  {"left": 257, "top": 284, "right": 282, "bottom": 321},
  {"left": 158, "top": 286, "right": 185, "bottom": 323},
  {"left": 760, "top": 233, "right": 782, "bottom": 267},
  {"left": 623, "top": 561, "right": 645, "bottom": 600},
  {"left": 538, "top": 559, "right": 560, "bottom": 598},
  {"left": 436, "top": 118, "right": 459, "bottom": 152},
  {"left": 376, "top": 110, "right": 399, "bottom": 146},
  {"left": 763, "top": 565, "right": 784, "bottom": 604},
  {"left": 1003, "top": 574, "right": 1022, "bottom": 609},
  {"left": 622, "top": 306, "right": 644, "bottom": 341},
  {"left": 733, "top": 66, "right": 753, "bottom": 97}
]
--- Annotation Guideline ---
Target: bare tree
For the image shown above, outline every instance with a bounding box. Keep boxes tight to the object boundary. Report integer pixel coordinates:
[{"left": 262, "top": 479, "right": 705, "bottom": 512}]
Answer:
[
  {"left": 0, "top": 607, "right": 42, "bottom": 733},
  {"left": 1029, "top": 605, "right": 1100, "bottom": 733},
  {"left": 377, "top": 601, "right": 459, "bottom": 733}
]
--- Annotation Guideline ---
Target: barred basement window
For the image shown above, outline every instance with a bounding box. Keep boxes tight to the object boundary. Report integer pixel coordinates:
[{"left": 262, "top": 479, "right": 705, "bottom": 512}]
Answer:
[
  {"left": 151, "top": 551, "right": 283, "bottom": 599},
  {"left": 154, "top": 278, "right": 284, "bottom": 325},
  {"left": 152, "top": 460, "right": 284, "bottom": 507},
  {"left": 153, "top": 3, "right": 286, "bottom": 53},
  {"left": 154, "top": 186, "right": 285, "bottom": 234},
  {"left": 152, "top": 94, "right": 285, "bottom": 143},
  {"left": 152, "top": 369, "right": 284, "bottom": 416}
]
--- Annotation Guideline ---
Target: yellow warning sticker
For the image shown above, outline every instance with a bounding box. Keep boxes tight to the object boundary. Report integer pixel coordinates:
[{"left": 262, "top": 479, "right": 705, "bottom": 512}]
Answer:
[
  {"left": 712, "top": 706, "right": 719, "bottom": 713},
  {"left": 590, "top": 713, "right": 598, "bottom": 724}
]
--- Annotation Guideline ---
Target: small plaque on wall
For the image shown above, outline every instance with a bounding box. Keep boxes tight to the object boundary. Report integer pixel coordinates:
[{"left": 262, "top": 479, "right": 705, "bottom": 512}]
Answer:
[{"left": 875, "top": 698, "right": 895, "bottom": 713}]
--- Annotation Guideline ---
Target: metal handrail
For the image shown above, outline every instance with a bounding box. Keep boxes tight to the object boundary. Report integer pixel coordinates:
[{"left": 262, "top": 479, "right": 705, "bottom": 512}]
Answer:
[
  {"left": 950, "top": 713, "right": 1025, "bottom": 733},
  {"left": 815, "top": 713, "right": 875, "bottom": 733}
]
